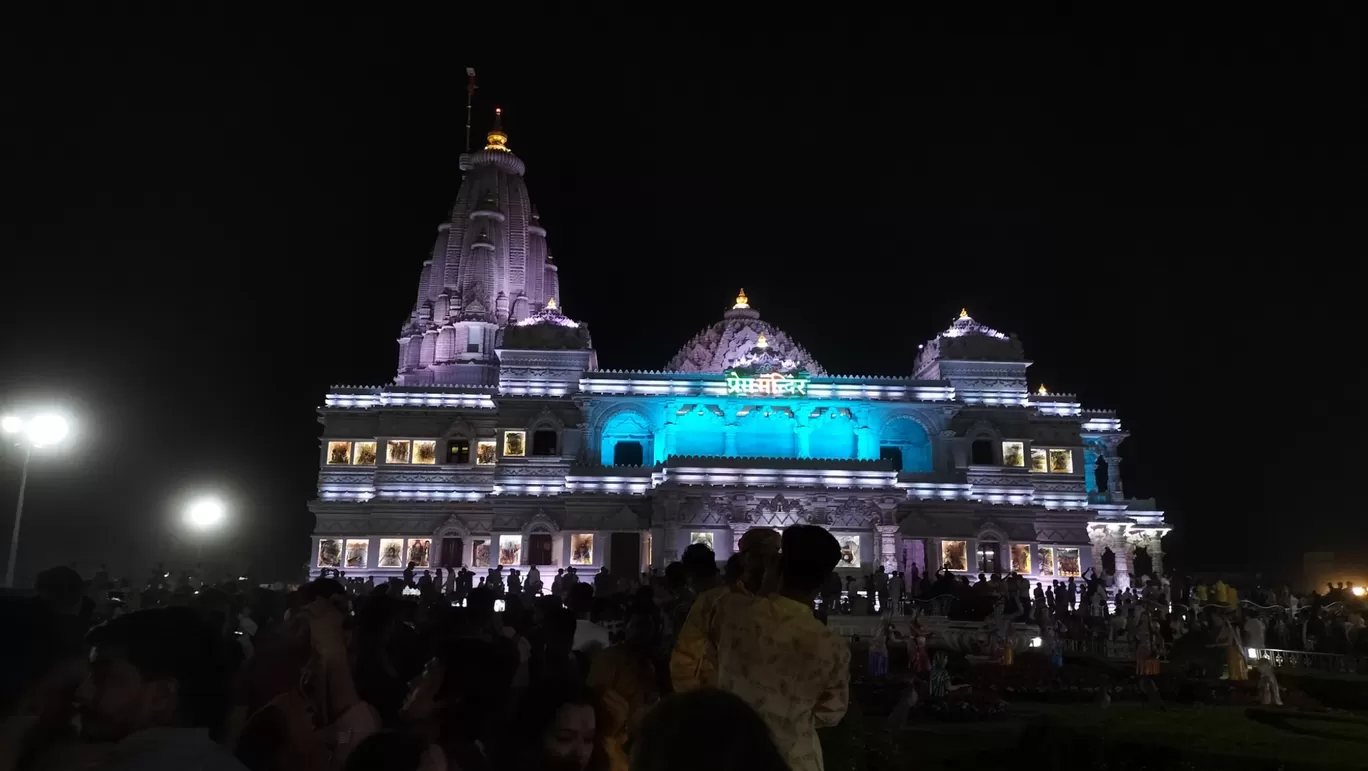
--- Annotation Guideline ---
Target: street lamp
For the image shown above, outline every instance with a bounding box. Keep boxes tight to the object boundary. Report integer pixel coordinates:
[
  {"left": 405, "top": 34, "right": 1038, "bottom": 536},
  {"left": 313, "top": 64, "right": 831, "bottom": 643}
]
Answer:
[
  {"left": 3, "top": 411, "right": 72, "bottom": 588},
  {"left": 184, "top": 495, "right": 227, "bottom": 561}
]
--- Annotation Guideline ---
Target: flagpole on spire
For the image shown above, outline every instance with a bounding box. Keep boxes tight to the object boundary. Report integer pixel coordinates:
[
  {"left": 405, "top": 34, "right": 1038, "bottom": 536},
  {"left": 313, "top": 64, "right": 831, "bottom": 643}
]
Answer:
[{"left": 464, "top": 67, "right": 478, "bottom": 153}]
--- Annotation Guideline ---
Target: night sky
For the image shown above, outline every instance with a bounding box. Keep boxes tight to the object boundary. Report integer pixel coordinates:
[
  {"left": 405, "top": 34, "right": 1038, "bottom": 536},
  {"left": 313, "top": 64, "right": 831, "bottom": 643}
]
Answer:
[{"left": 1, "top": 11, "right": 1360, "bottom": 583}]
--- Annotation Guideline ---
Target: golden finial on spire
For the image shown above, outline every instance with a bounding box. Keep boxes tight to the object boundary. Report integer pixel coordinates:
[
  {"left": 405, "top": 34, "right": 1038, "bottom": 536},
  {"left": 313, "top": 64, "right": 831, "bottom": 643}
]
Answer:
[
  {"left": 1037, "top": 384, "right": 1048, "bottom": 396},
  {"left": 755, "top": 333, "right": 769, "bottom": 349},
  {"left": 484, "top": 107, "right": 510, "bottom": 152},
  {"left": 959, "top": 308, "right": 969, "bottom": 319},
  {"left": 734, "top": 288, "right": 749, "bottom": 309},
  {"left": 546, "top": 297, "right": 557, "bottom": 310}
]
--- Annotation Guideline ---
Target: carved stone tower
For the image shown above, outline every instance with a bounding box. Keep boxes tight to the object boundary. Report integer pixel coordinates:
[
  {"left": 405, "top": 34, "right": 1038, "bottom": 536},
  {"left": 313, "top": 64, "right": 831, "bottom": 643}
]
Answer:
[{"left": 396, "top": 108, "right": 563, "bottom": 386}]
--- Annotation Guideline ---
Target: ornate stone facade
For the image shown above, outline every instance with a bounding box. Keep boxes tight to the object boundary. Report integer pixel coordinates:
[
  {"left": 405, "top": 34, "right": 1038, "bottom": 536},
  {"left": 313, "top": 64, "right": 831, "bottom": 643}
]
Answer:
[
  {"left": 396, "top": 111, "right": 576, "bottom": 387},
  {"left": 309, "top": 112, "right": 1168, "bottom": 585}
]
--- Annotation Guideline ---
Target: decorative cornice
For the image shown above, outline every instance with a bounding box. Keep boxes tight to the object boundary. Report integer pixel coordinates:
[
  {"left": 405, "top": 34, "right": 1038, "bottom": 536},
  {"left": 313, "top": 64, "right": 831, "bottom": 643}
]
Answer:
[{"left": 661, "top": 455, "right": 894, "bottom": 470}]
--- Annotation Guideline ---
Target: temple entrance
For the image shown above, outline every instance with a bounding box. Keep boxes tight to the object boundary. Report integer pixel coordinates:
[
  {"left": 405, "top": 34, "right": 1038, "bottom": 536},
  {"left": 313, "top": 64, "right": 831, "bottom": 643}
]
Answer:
[
  {"left": 528, "top": 533, "right": 554, "bottom": 566},
  {"left": 903, "top": 539, "right": 927, "bottom": 580},
  {"left": 609, "top": 532, "right": 641, "bottom": 576},
  {"left": 440, "top": 537, "right": 463, "bottom": 568}
]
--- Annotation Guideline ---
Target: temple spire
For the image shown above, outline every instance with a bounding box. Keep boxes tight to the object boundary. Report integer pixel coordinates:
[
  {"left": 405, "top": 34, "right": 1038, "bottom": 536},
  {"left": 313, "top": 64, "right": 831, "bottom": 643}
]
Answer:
[{"left": 485, "top": 107, "right": 510, "bottom": 152}]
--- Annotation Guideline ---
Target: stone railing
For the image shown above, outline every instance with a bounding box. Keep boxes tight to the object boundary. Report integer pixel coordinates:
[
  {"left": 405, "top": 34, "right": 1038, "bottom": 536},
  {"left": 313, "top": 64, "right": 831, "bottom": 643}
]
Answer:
[
  {"left": 825, "top": 612, "right": 1040, "bottom": 654},
  {"left": 1251, "top": 648, "right": 1368, "bottom": 676},
  {"left": 1061, "top": 638, "right": 1135, "bottom": 660}
]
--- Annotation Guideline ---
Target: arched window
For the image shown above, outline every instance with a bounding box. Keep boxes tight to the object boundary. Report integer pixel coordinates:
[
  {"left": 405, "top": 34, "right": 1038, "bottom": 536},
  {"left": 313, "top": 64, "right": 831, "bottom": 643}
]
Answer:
[
  {"left": 528, "top": 533, "right": 554, "bottom": 565},
  {"left": 612, "top": 441, "right": 645, "bottom": 467},
  {"left": 970, "top": 439, "right": 994, "bottom": 465},
  {"left": 879, "top": 417, "right": 932, "bottom": 472},
  {"left": 532, "top": 429, "right": 558, "bottom": 456},
  {"left": 977, "top": 538, "right": 1002, "bottom": 574},
  {"left": 879, "top": 446, "right": 903, "bottom": 469},
  {"left": 447, "top": 439, "right": 471, "bottom": 464},
  {"left": 599, "top": 411, "right": 652, "bottom": 464}
]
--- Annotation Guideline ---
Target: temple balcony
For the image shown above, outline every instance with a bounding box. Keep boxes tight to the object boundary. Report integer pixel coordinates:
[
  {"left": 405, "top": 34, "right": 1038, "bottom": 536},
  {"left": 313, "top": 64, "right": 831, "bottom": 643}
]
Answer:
[
  {"left": 964, "top": 464, "right": 1035, "bottom": 505},
  {"left": 317, "top": 466, "right": 376, "bottom": 500},
  {"left": 1080, "top": 410, "right": 1124, "bottom": 433},
  {"left": 492, "top": 457, "right": 573, "bottom": 495},
  {"left": 323, "top": 385, "right": 498, "bottom": 410},
  {"left": 1028, "top": 471, "right": 1089, "bottom": 510},
  {"left": 653, "top": 455, "right": 898, "bottom": 490},
  {"left": 1026, "top": 390, "right": 1083, "bottom": 416},
  {"left": 565, "top": 465, "right": 655, "bottom": 495},
  {"left": 374, "top": 465, "right": 495, "bottom": 498},
  {"left": 900, "top": 479, "right": 975, "bottom": 501}
]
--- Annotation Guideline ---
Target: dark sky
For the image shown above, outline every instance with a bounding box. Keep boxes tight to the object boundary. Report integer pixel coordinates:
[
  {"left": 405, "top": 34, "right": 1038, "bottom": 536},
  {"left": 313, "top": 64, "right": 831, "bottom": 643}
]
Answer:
[{"left": 1, "top": 10, "right": 1361, "bottom": 583}]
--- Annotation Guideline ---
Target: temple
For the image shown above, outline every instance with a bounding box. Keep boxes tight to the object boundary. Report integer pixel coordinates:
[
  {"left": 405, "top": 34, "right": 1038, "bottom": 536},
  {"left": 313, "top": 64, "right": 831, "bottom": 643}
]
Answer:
[{"left": 309, "top": 111, "right": 1168, "bottom": 588}]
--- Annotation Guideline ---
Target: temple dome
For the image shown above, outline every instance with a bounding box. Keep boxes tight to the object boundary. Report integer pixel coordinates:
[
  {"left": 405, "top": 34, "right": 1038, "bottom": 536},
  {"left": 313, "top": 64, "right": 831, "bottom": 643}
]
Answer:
[
  {"left": 940, "top": 308, "right": 1009, "bottom": 340},
  {"left": 912, "top": 308, "right": 1026, "bottom": 380},
  {"left": 665, "top": 290, "right": 827, "bottom": 375}
]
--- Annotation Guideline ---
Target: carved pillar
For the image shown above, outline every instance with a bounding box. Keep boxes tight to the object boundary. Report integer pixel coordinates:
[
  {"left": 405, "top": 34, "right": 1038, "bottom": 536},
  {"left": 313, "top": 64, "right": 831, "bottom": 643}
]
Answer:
[
  {"left": 938, "top": 429, "right": 958, "bottom": 474},
  {"left": 795, "top": 424, "right": 811, "bottom": 459},
  {"left": 1128, "top": 532, "right": 1164, "bottom": 578},
  {"left": 1105, "top": 456, "right": 1124, "bottom": 498},
  {"left": 1090, "top": 524, "right": 1132, "bottom": 591},
  {"left": 663, "top": 523, "right": 680, "bottom": 563},
  {"left": 1082, "top": 446, "right": 1100, "bottom": 495},
  {"left": 723, "top": 424, "right": 738, "bottom": 457},
  {"left": 660, "top": 493, "right": 682, "bottom": 564},
  {"left": 1088, "top": 525, "right": 1109, "bottom": 577},
  {"left": 663, "top": 421, "right": 677, "bottom": 459},
  {"left": 876, "top": 524, "right": 900, "bottom": 573},
  {"left": 420, "top": 329, "right": 439, "bottom": 367},
  {"left": 730, "top": 522, "right": 750, "bottom": 552},
  {"left": 854, "top": 425, "right": 873, "bottom": 460}
]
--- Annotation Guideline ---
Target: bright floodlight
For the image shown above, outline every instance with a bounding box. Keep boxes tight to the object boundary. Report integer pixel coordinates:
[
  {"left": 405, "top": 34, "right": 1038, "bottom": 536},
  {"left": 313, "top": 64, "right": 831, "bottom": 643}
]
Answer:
[
  {"left": 186, "top": 497, "right": 226, "bottom": 529},
  {"left": 1, "top": 416, "right": 22, "bottom": 434},
  {"left": 25, "top": 413, "right": 70, "bottom": 447}
]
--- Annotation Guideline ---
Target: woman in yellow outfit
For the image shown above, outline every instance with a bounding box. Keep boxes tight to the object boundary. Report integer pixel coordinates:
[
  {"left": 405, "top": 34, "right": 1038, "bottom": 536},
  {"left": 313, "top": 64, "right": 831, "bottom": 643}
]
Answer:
[
  {"left": 1211, "top": 612, "right": 1247, "bottom": 681},
  {"left": 587, "top": 608, "right": 664, "bottom": 771}
]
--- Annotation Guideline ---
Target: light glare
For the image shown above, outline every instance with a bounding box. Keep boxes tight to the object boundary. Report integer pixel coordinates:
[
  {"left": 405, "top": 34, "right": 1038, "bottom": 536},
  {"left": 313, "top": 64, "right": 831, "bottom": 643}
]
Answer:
[
  {"left": 25, "top": 414, "right": 70, "bottom": 447},
  {"left": 186, "top": 497, "right": 226, "bottom": 529}
]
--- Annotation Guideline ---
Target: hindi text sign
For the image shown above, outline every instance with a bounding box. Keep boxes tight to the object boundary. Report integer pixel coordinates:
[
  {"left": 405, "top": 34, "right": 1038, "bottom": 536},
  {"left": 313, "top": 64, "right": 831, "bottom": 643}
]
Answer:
[{"left": 724, "top": 370, "right": 809, "bottom": 397}]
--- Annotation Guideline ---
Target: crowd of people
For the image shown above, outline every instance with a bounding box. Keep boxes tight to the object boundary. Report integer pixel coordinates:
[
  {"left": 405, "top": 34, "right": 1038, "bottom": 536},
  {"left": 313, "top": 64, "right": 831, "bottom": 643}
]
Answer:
[
  {"left": 5, "top": 538, "right": 1366, "bottom": 771},
  {"left": 0, "top": 525, "right": 849, "bottom": 771},
  {"left": 848, "top": 562, "right": 1366, "bottom": 699}
]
